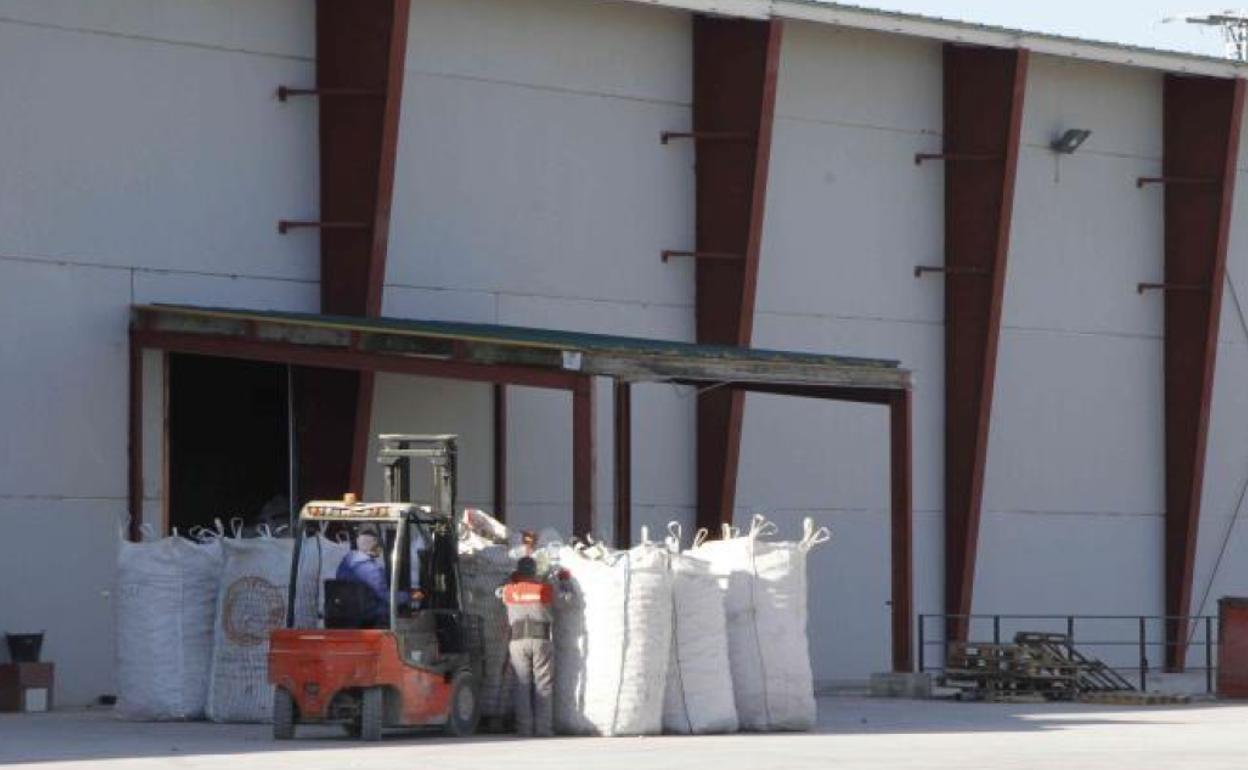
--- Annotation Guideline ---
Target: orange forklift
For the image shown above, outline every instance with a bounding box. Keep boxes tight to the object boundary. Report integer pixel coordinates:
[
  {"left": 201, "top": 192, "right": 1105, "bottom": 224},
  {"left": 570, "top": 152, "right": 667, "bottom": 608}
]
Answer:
[{"left": 268, "top": 435, "right": 483, "bottom": 741}]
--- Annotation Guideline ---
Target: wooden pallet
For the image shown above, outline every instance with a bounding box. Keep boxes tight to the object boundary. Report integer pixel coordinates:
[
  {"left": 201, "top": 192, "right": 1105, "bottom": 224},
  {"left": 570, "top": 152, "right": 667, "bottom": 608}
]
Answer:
[{"left": 941, "top": 633, "right": 1135, "bottom": 702}]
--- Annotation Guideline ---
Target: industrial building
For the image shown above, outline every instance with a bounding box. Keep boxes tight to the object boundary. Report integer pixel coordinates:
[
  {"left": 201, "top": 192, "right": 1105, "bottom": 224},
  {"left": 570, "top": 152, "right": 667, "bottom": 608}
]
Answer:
[{"left": 5, "top": 0, "right": 1248, "bottom": 707}]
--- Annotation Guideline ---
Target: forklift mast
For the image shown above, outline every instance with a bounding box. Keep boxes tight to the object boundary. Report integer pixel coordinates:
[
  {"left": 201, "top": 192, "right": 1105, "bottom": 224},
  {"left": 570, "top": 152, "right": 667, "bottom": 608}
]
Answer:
[
  {"left": 376, "top": 435, "right": 461, "bottom": 616},
  {"left": 377, "top": 434, "right": 457, "bottom": 514}
]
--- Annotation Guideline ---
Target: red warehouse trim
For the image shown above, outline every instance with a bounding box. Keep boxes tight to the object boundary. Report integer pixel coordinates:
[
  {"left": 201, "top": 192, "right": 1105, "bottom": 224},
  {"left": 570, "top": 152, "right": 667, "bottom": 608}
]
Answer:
[
  {"left": 939, "top": 45, "right": 1028, "bottom": 642},
  {"left": 1160, "top": 75, "right": 1245, "bottom": 670},
  {"left": 294, "top": 0, "right": 413, "bottom": 505},
  {"left": 692, "top": 16, "right": 784, "bottom": 534}
]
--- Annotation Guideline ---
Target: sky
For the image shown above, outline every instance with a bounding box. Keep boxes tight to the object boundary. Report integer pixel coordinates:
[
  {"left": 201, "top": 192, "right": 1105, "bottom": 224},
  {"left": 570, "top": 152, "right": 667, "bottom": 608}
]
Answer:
[{"left": 842, "top": 0, "right": 1237, "bottom": 57}]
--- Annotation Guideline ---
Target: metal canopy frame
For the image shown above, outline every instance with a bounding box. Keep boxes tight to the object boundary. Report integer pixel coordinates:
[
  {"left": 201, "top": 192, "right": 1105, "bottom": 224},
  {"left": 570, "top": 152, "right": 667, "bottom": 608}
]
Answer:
[{"left": 128, "top": 303, "right": 916, "bottom": 670}]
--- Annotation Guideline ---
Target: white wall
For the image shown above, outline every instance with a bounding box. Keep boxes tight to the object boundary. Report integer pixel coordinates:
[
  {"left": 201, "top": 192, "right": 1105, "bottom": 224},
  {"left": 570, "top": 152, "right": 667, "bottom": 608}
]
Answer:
[
  {"left": 0, "top": 0, "right": 318, "bottom": 705},
  {"left": 975, "top": 56, "right": 1167, "bottom": 638},
  {"left": 742, "top": 22, "right": 945, "bottom": 681},
  {"left": 9, "top": 0, "right": 1248, "bottom": 704},
  {"left": 379, "top": 0, "right": 697, "bottom": 541}
]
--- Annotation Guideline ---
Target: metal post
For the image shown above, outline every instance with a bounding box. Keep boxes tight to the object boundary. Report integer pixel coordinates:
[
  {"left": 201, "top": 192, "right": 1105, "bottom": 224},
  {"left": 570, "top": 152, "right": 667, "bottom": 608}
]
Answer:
[
  {"left": 1139, "top": 616, "right": 1149, "bottom": 691},
  {"left": 1067, "top": 615, "right": 1075, "bottom": 642},
  {"left": 889, "top": 390, "right": 914, "bottom": 672},
  {"left": 127, "top": 334, "right": 144, "bottom": 542},
  {"left": 1206, "top": 615, "right": 1215, "bottom": 694},
  {"left": 286, "top": 364, "right": 297, "bottom": 532},
  {"left": 993, "top": 615, "right": 1001, "bottom": 645},
  {"left": 493, "top": 384, "right": 507, "bottom": 522},
  {"left": 614, "top": 381, "right": 632, "bottom": 549},
  {"left": 918, "top": 615, "right": 926, "bottom": 672},
  {"left": 572, "top": 376, "right": 596, "bottom": 538}
]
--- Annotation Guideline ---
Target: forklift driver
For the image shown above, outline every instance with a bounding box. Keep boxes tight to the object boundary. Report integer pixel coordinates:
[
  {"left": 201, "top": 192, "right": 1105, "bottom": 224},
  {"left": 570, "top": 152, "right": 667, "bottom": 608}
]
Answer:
[{"left": 336, "top": 528, "right": 389, "bottom": 627}]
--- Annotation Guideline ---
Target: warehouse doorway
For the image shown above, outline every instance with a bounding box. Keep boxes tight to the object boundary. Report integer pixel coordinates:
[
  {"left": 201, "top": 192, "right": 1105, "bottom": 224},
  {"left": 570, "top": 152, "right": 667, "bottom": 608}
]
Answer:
[{"left": 167, "top": 354, "right": 291, "bottom": 534}]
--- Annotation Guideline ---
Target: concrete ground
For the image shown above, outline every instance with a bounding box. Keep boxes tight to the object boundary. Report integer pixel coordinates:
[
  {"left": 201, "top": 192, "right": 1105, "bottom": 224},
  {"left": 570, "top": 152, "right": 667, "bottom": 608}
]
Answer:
[{"left": 3, "top": 697, "right": 1247, "bottom": 770}]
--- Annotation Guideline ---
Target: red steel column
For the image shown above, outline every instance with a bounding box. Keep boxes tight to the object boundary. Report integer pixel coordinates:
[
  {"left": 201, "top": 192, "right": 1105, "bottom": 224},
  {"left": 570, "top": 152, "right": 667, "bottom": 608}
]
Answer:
[
  {"left": 940, "top": 46, "right": 1028, "bottom": 641},
  {"left": 128, "top": 333, "right": 144, "bottom": 542},
  {"left": 890, "top": 389, "right": 915, "bottom": 672},
  {"left": 614, "top": 381, "right": 633, "bottom": 548},
  {"left": 1160, "top": 76, "right": 1245, "bottom": 670},
  {"left": 692, "top": 17, "right": 783, "bottom": 534},
  {"left": 294, "top": 0, "right": 411, "bottom": 504},
  {"left": 494, "top": 384, "right": 507, "bottom": 522},
  {"left": 572, "top": 377, "right": 597, "bottom": 538}
]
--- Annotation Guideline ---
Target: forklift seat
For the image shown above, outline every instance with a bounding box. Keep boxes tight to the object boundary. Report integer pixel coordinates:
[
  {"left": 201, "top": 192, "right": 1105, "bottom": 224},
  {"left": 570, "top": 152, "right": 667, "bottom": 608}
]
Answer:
[{"left": 324, "top": 579, "right": 384, "bottom": 629}]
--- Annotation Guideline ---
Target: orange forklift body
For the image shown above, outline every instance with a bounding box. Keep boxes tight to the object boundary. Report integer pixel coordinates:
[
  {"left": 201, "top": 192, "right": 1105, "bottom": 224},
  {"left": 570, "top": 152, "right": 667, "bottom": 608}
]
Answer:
[{"left": 268, "top": 629, "right": 454, "bottom": 726}]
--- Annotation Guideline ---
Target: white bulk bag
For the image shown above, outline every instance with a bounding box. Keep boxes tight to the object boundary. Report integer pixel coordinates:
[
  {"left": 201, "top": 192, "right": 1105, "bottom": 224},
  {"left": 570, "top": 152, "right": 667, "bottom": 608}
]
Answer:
[
  {"left": 115, "top": 532, "right": 224, "bottom": 720},
  {"left": 206, "top": 536, "right": 293, "bottom": 723},
  {"left": 459, "top": 530, "right": 516, "bottom": 720},
  {"left": 554, "top": 540, "right": 673, "bottom": 736},
  {"left": 463, "top": 508, "right": 509, "bottom": 544},
  {"left": 662, "top": 526, "right": 739, "bottom": 734},
  {"left": 691, "top": 516, "right": 830, "bottom": 732}
]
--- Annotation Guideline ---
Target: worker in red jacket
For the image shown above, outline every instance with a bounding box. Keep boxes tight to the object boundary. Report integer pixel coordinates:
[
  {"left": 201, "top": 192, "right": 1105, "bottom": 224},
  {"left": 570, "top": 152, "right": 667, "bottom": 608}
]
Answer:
[{"left": 497, "top": 556, "right": 558, "bottom": 736}]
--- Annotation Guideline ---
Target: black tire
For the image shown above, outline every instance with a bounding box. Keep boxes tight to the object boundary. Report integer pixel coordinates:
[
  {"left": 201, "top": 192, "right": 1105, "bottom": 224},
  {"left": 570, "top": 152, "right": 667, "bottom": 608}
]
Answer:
[
  {"left": 360, "top": 687, "right": 385, "bottom": 742},
  {"left": 444, "top": 671, "right": 480, "bottom": 737},
  {"left": 273, "top": 688, "right": 295, "bottom": 740}
]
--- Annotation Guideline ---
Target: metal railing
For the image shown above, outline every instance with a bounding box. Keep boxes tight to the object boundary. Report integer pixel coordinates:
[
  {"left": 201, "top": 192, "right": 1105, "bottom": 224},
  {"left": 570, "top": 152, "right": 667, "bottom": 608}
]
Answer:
[{"left": 918, "top": 614, "right": 1219, "bottom": 694}]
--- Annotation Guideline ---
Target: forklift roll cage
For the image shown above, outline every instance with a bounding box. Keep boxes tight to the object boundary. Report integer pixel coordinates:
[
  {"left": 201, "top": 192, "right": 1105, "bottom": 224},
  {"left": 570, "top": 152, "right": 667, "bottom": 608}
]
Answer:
[{"left": 286, "top": 434, "right": 462, "bottom": 633}]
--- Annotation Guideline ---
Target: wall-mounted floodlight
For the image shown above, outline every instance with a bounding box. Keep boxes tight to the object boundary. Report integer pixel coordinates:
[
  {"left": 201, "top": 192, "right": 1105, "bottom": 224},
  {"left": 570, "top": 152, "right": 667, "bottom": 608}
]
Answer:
[{"left": 1050, "top": 128, "right": 1092, "bottom": 154}]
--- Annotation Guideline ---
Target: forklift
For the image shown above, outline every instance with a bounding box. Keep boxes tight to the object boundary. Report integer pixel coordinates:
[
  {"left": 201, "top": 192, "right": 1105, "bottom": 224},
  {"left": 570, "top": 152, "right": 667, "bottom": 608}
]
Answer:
[{"left": 268, "top": 435, "right": 483, "bottom": 741}]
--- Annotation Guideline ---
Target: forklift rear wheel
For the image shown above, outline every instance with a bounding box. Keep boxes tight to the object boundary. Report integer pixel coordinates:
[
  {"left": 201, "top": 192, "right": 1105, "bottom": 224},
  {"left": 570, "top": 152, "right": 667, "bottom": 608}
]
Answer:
[
  {"left": 273, "top": 688, "right": 295, "bottom": 740},
  {"left": 360, "top": 686, "right": 385, "bottom": 742},
  {"left": 444, "top": 671, "right": 480, "bottom": 737}
]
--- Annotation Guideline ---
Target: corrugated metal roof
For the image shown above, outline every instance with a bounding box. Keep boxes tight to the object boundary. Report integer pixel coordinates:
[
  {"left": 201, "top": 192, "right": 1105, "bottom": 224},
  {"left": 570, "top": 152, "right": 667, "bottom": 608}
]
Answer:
[
  {"left": 627, "top": 0, "right": 1247, "bottom": 77},
  {"left": 143, "top": 304, "right": 899, "bottom": 369}
]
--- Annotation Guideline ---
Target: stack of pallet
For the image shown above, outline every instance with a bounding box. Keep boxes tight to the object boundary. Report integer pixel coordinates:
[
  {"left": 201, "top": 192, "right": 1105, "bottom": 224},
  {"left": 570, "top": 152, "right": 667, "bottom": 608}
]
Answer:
[{"left": 943, "top": 632, "right": 1135, "bottom": 702}]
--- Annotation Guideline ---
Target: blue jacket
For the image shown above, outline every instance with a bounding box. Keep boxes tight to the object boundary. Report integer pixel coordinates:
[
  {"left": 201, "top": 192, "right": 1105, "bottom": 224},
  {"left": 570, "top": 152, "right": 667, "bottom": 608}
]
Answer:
[{"left": 336, "top": 551, "right": 389, "bottom": 624}]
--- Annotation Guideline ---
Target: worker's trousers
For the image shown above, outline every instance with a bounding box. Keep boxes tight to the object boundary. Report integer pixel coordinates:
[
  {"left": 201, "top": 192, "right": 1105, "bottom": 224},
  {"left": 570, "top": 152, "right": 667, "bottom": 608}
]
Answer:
[{"left": 508, "top": 638, "right": 554, "bottom": 736}]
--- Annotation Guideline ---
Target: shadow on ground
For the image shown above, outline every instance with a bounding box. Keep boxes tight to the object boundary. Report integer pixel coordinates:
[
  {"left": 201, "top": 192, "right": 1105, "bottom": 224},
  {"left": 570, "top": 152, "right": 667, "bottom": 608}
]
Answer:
[{"left": 0, "top": 696, "right": 1239, "bottom": 766}]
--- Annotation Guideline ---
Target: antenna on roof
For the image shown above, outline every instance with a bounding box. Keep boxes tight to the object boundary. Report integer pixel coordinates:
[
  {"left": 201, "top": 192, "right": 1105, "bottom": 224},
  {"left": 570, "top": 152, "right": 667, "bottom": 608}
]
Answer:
[{"left": 1165, "top": 9, "right": 1248, "bottom": 60}]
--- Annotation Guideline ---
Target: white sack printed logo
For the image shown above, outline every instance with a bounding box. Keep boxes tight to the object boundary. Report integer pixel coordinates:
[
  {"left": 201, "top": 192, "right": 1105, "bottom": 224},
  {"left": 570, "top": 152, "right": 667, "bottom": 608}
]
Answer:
[{"left": 223, "top": 576, "right": 285, "bottom": 646}]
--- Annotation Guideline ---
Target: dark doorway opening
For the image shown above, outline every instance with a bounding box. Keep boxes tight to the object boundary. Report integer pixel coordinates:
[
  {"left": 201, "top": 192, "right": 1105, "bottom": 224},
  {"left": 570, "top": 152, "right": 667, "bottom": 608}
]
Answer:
[{"left": 168, "top": 354, "right": 290, "bottom": 534}]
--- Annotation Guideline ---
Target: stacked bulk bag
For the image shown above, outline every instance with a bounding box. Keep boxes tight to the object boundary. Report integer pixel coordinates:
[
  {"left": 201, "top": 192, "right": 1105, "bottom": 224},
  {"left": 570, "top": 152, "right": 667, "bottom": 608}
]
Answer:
[
  {"left": 206, "top": 534, "right": 293, "bottom": 723},
  {"left": 691, "top": 515, "right": 830, "bottom": 732},
  {"left": 552, "top": 545, "right": 591, "bottom": 735},
  {"left": 662, "top": 526, "right": 739, "bottom": 734},
  {"left": 115, "top": 529, "right": 224, "bottom": 720},
  {"left": 458, "top": 527, "right": 517, "bottom": 722},
  {"left": 554, "top": 538, "right": 673, "bottom": 736}
]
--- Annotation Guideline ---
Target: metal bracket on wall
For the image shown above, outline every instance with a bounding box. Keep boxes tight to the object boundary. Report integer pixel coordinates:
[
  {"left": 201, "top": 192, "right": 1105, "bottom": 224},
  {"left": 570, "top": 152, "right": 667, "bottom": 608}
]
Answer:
[
  {"left": 914, "top": 265, "right": 991, "bottom": 278},
  {"left": 276, "top": 86, "right": 385, "bottom": 101},
  {"left": 661, "top": 249, "right": 744, "bottom": 262},
  {"left": 914, "top": 152, "right": 1001, "bottom": 165},
  {"left": 660, "top": 130, "right": 752, "bottom": 144},
  {"left": 277, "top": 220, "right": 370, "bottom": 234},
  {"left": 1136, "top": 176, "right": 1219, "bottom": 188},
  {"left": 1137, "top": 282, "right": 1212, "bottom": 294}
]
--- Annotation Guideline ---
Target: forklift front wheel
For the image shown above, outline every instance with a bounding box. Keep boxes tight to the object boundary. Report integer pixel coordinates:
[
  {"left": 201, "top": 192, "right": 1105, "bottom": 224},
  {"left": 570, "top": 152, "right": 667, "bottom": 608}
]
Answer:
[
  {"left": 360, "top": 686, "right": 385, "bottom": 742},
  {"left": 273, "top": 688, "right": 296, "bottom": 740},
  {"left": 444, "top": 671, "right": 480, "bottom": 737}
]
